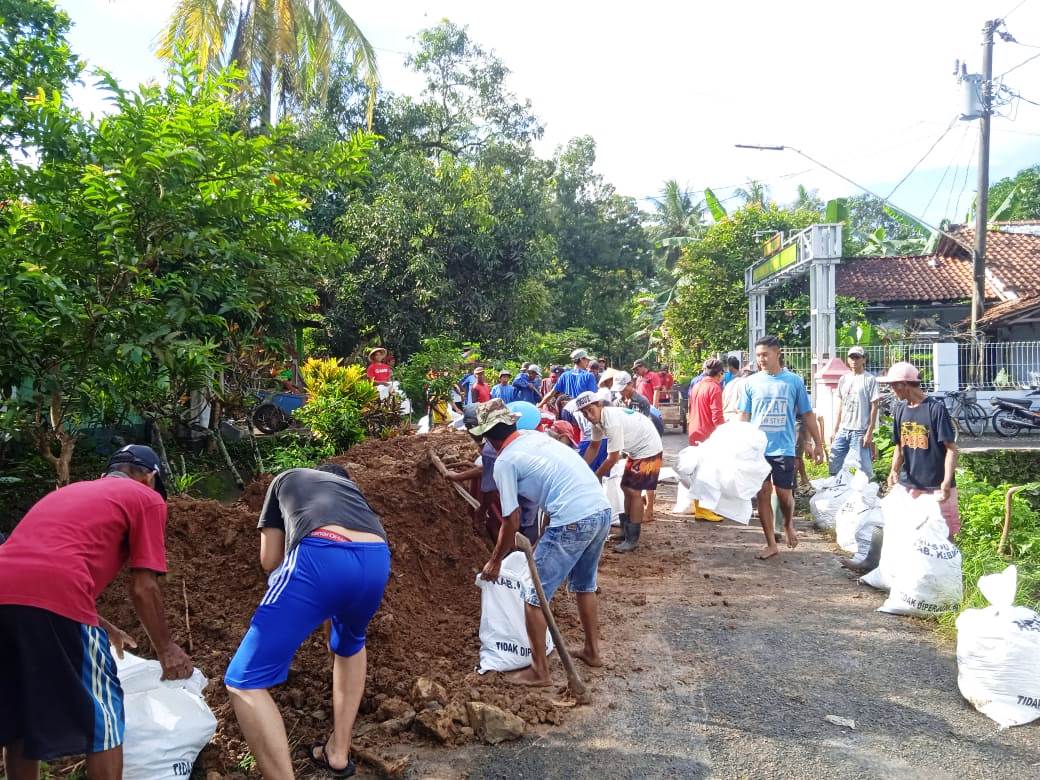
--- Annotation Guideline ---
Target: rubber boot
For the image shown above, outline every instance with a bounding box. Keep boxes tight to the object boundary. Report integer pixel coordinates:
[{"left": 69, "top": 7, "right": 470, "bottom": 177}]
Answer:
[
  {"left": 609, "top": 513, "right": 629, "bottom": 542},
  {"left": 614, "top": 520, "right": 641, "bottom": 553}
]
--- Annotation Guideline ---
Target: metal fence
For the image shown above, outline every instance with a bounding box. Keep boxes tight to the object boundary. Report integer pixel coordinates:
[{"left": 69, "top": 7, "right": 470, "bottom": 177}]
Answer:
[
  {"left": 750, "top": 341, "right": 1040, "bottom": 392},
  {"left": 958, "top": 341, "right": 1040, "bottom": 390}
]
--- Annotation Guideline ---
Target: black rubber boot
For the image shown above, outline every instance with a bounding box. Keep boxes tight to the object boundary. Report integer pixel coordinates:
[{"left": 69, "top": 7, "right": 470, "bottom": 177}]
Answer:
[
  {"left": 609, "top": 513, "right": 629, "bottom": 542},
  {"left": 614, "top": 520, "right": 641, "bottom": 553}
]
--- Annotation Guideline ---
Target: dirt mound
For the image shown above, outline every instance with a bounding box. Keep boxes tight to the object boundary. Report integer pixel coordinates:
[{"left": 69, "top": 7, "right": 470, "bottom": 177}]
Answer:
[{"left": 97, "top": 430, "right": 569, "bottom": 777}]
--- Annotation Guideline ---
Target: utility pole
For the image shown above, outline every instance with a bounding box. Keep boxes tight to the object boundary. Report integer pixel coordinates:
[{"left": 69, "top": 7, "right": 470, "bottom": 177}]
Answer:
[{"left": 970, "top": 19, "right": 996, "bottom": 345}]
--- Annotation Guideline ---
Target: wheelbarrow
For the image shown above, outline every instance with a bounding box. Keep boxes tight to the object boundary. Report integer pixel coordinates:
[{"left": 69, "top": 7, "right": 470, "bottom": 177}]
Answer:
[{"left": 251, "top": 391, "right": 307, "bottom": 434}]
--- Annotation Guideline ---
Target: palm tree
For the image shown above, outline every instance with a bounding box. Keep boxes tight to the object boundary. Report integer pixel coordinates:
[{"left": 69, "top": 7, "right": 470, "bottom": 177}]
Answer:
[
  {"left": 157, "top": 0, "right": 378, "bottom": 126},
  {"left": 792, "top": 184, "right": 824, "bottom": 214},
  {"left": 736, "top": 178, "right": 770, "bottom": 208},
  {"left": 648, "top": 179, "right": 704, "bottom": 269}
]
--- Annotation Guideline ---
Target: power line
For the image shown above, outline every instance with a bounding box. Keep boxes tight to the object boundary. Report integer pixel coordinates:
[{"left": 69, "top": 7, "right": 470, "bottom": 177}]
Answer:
[
  {"left": 1001, "top": 0, "right": 1031, "bottom": 20},
  {"left": 921, "top": 123, "right": 966, "bottom": 218},
  {"left": 883, "top": 115, "right": 960, "bottom": 201},
  {"left": 998, "top": 51, "right": 1040, "bottom": 78},
  {"left": 953, "top": 131, "right": 978, "bottom": 222},
  {"left": 944, "top": 124, "right": 972, "bottom": 219}
]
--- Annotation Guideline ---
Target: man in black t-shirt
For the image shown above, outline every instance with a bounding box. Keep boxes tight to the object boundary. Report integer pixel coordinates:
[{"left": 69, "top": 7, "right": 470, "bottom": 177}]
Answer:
[{"left": 879, "top": 362, "right": 960, "bottom": 537}]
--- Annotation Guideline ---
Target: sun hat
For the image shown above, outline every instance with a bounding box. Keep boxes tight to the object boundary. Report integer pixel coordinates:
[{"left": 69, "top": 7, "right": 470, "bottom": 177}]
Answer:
[
  {"left": 877, "top": 361, "right": 920, "bottom": 383},
  {"left": 107, "top": 444, "right": 167, "bottom": 499},
  {"left": 550, "top": 419, "right": 581, "bottom": 447},
  {"left": 598, "top": 367, "right": 619, "bottom": 387},
  {"left": 848, "top": 345, "right": 866, "bottom": 357},
  {"left": 469, "top": 399, "right": 521, "bottom": 436},
  {"left": 368, "top": 347, "right": 387, "bottom": 359},
  {"left": 612, "top": 370, "right": 633, "bottom": 390},
  {"left": 527, "top": 364, "right": 541, "bottom": 375},
  {"left": 570, "top": 348, "right": 589, "bottom": 362},
  {"left": 573, "top": 391, "right": 601, "bottom": 411},
  {"left": 631, "top": 359, "right": 646, "bottom": 369},
  {"left": 498, "top": 369, "right": 511, "bottom": 377},
  {"left": 473, "top": 366, "right": 485, "bottom": 375}
]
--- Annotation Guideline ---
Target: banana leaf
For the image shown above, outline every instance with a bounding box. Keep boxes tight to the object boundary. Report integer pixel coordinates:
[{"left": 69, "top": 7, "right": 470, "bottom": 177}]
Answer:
[{"left": 704, "top": 187, "right": 727, "bottom": 222}]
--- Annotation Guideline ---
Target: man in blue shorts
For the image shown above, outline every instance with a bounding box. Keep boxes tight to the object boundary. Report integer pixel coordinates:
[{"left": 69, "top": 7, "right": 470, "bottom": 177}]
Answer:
[
  {"left": 225, "top": 463, "right": 390, "bottom": 779},
  {"left": 740, "top": 336, "right": 825, "bottom": 560},
  {"left": 473, "top": 401, "right": 612, "bottom": 686}
]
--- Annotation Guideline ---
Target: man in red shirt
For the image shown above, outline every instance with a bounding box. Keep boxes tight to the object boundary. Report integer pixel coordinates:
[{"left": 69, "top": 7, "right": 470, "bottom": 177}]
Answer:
[
  {"left": 365, "top": 347, "right": 393, "bottom": 384},
  {"left": 469, "top": 367, "right": 492, "bottom": 403},
  {"left": 0, "top": 445, "right": 193, "bottom": 780},
  {"left": 687, "top": 358, "right": 726, "bottom": 521},
  {"left": 632, "top": 360, "right": 663, "bottom": 406}
]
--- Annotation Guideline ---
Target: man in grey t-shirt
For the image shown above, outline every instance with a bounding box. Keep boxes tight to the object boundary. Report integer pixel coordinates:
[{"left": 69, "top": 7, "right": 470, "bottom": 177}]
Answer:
[{"left": 829, "top": 346, "right": 880, "bottom": 477}]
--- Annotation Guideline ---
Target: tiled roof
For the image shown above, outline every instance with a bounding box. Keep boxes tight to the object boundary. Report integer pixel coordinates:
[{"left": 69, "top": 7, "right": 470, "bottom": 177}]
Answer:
[
  {"left": 835, "top": 255, "right": 994, "bottom": 303},
  {"left": 976, "top": 294, "right": 1040, "bottom": 328},
  {"left": 837, "top": 226, "right": 1040, "bottom": 304}
]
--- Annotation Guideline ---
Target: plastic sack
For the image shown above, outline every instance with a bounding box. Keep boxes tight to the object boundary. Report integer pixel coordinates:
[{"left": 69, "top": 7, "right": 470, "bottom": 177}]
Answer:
[
  {"left": 861, "top": 485, "right": 947, "bottom": 595},
  {"left": 956, "top": 565, "right": 1040, "bottom": 729},
  {"left": 673, "top": 422, "right": 771, "bottom": 524},
  {"left": 809, "top": 468, "right": 853, "bottom": 530},
  {"left": 835, "top": 469, "right": 881, "bottom": 555},
  {"left": 603, "top": 458, "right": 627, "bottom": 521},
  {"left": 115, "top": 651, "right": 216, "bottom": 780},
  {"left": 475, "top": 551, "right": 554, "bottom": 673}
]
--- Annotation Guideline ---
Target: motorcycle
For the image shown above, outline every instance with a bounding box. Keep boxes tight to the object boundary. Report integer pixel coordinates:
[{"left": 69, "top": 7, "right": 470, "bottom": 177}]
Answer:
[{"left": 990, "top": 386, "right": 1040, "bottom": 438}]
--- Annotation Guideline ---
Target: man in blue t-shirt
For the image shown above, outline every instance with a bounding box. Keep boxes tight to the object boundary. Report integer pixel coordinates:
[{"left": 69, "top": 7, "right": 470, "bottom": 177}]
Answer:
[
  {"left": 542, "top": 349, "right": 598, "bottom": 405},
  {"left": 739, "top": 335, "right": 824, "bottom": 560},
  {"left": 490, "top": 370, "right": 518, "bottom": 403}
]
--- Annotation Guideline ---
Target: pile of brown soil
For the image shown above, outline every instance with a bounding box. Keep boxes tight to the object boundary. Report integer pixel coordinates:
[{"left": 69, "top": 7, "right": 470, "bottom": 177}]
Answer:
[{"left": 97, "top": 431, "right": 571, "bottom": 777}]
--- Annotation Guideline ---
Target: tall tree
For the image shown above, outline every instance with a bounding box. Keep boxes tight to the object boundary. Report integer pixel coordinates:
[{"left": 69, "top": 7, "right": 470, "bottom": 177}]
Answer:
[
  {"left": 988, "top": 164, "right": 1040, "bottom": 222},
  {"left": 736, "top": 178, "right": 770, "bottom": 208},
  {"left": 791, "top": 184, "right": 824, "bottom": 214},
  {"left": 157, "top": 0, "right": 378, "bottom": 125},
  {"left": 648, "top": 179, "right": 704, "bottom": 269}
]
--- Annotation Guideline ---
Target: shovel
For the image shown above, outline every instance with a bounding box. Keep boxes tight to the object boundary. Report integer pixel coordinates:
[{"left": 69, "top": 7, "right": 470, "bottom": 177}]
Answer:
[
  {"left": 513, "top": 532, "right": 591, "bottom": 704},
  {"left": 428, "top": 450, "right": 481, "bottom": 511}
]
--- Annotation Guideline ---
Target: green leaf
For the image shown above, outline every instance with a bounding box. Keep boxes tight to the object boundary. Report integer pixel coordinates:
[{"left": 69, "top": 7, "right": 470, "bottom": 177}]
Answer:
[{"left": 703, "top": 188, "right": 728, "bottom": 222}]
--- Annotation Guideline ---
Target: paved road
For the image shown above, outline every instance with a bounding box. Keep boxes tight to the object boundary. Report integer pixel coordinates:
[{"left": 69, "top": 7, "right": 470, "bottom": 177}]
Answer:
[{"left": 414, "top": 432, "right": 1040, "bottom": 780}]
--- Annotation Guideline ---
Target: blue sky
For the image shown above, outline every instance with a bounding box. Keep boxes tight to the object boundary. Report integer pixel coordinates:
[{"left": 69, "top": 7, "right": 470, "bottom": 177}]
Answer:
[{"left": 58, "top": 0, "right": 1040, "bottom": 227}]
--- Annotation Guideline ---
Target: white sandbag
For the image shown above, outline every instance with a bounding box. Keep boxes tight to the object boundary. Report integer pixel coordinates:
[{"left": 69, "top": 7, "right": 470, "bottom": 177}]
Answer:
[
  {"left": 475, "top": 551, "right": 554, "bottom": 673},
  {"left": 676, "top": 423, "right": 771, "bottom": 524},
  {"left": 115, "top": 651, "right": 217, "bottom": 780},
  {"left": 835, "top": 470, "right": 881, "bottom": 554},
  {"left": 876, "top": 493, "right": 962, "bottom": 617},
  {"left": 957, "top": 566, "right": 1040, "bottom": 729},
  {"left": 809, "top": 468, "right": 853, "bottom": 530},
  {"left": 671, "top": 480, "right": 696, "bottom": 515},
  {"left": 861, "top": 485, "right": 932, "bottom": 592},
  {"left": 603, "top": 458, "right": 627, "bottom": 520}
]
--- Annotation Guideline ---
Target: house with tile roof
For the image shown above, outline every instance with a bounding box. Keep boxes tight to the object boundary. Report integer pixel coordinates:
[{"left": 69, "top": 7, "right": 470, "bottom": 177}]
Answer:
[{"left": 835, "top": 222, "right": 1040, "bottom": 340}]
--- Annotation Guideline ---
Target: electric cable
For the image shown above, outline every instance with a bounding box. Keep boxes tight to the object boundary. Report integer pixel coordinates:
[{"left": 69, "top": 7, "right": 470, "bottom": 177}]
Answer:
[
  {"left": 883, "top": 115, "right": 960, "bottom": 201},
  {"left": 998, "top": 51, "right": 1040, "bottom": 78},
  {"left": 953, "top": 131, "right": 978, "bottom": 222},
  {"left": 944, "top": 125, "right": 972, "bottom": 219}
]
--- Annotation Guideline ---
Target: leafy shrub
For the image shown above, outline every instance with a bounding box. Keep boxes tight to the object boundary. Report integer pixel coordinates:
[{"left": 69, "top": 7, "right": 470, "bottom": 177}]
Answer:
[
  {"left": 300, "top": 358, "right": 378, "bottom": 407},
  {"left": 395, "top": 337, "right": 477, "bottom": 413},
  {"left": 294, "top": 358, "right": 378, "bottom": 451},
  {"left": 937, "top": 470, "right": 1040, "bottom": 635},
  {"left": 960, "top": 451, "right": 1040, "bottom": 497},
  {"left": 262, "top": 437, "right": 334, "bottom": 473}
]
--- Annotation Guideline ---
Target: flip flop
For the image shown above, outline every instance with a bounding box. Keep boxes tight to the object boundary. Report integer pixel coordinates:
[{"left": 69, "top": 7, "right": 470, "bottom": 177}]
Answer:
[{"left": 310, "top": 740, "right": 356, "bottom": 778}]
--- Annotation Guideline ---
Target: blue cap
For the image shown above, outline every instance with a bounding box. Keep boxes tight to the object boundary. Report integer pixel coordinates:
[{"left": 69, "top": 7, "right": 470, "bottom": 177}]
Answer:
[{"left": 107, "top": 444, "right": 167, "bottom": 499}]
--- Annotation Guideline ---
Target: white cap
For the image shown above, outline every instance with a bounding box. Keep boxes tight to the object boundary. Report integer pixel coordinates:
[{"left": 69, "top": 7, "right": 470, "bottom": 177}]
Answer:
[
  {"left": 527, "top": 364, "right": 541, "bottom": 375},
  {"left": 570, "top": 348, "right": 589, "bottom": 361},
  {"left": 596, "top": 388, "right": 613, "bottom": 404},
  {"left": 612, "top": 370, "right": 633, "bottom": 390},
  {"left": 573, "top": 391, "right": 600, "bottom": 410}
]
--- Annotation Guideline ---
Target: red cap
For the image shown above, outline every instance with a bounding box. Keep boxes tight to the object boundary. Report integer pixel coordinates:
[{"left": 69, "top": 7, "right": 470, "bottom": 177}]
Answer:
[{"left": 550, "top": 419, "right": 581, "bottom": 446}]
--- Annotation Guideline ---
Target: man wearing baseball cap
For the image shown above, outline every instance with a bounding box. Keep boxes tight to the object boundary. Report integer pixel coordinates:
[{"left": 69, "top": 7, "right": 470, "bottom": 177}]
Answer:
[
  {"left": 575, "top": 391, "right": 664, "bottom": 552},
  {"left": 512, "top": 364, "right": 543, "bottom": 405},
  {"left": 0, "top": 444, "right": 192, "bottom": 779},
  {"left": 830, "top": 346, "right": 880, "bottom": 477},
  {"left": 473, "top": 400, "right": 611, "bottom": 684},
  {"left": 879, "top": 361, "right": 960, "bottom": 536},
  {"left": 541, "top": 349, "right": 598, "bottom": 407}
]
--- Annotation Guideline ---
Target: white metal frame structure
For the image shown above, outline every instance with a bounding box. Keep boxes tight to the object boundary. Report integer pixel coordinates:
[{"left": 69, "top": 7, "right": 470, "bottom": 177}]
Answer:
[{"left": 745, "top": 224, "right": 843, "bottom": 398}]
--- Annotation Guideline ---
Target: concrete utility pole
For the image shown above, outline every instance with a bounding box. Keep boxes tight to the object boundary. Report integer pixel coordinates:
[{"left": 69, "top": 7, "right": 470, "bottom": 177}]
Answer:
[{"left": 970, "top": 19, "right": 996, "bottom": 344}]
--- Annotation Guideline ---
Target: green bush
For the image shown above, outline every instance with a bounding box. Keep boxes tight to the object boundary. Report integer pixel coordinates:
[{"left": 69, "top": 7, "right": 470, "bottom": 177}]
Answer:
[{"left": 937, "top": 470, "right": 1040, "bottom": 635}]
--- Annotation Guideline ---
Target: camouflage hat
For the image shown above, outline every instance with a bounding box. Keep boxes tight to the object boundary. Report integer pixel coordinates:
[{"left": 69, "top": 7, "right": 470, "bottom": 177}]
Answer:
[{"left": 469, "top": 398, "right": 521, "bottom": 436}]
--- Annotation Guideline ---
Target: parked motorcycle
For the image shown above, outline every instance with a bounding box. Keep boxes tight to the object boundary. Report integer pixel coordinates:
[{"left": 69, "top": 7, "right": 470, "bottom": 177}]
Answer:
[{"left": 990, "top": 386, "right": 1040, "bottom": 438}]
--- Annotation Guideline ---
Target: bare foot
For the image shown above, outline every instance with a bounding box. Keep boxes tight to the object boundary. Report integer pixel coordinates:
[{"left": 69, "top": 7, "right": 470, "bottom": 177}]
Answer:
[
  {"left": 504, "top": 667, "right": 552, "bottom": 687},
  {"left": 571, "top": 647, "right": 603, "bottom": 667},
  {"left": 839, "top": 557, "right": 867, "bottom": 573},
  {"left": 756, "top": 546, "right": 779, "bottom": 560},
  {"left": 784, "top": 522, "right": 799, "bottom": 549}
]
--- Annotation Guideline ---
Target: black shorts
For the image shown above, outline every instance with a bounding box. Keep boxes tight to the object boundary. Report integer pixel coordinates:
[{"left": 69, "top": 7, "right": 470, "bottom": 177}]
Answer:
[
  {"left": 0, "top": 605, "right": 125, "bottom": 760},
  {"left": 765, "top": 456, "right": 797, "bottom": 490}
]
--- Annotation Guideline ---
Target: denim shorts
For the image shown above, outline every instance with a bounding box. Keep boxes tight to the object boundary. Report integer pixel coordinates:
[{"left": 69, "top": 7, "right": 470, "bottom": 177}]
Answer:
[{"left": 526, "top": 507, "right": 611, "bottom": 607}]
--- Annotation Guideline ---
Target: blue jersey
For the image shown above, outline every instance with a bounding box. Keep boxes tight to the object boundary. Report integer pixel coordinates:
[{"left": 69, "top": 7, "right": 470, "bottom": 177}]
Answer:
[
  {"left": 512, "top": 373, "right": 542, "bottom": 404},
  {"left": 739, "top": 369, "right": 811, "bottom": 457},
  {"left": 555, "top": 368, "right": 597, "bottom": 398},
  {"left": 490, "top": 383, "right": 518, "bottom": 403}
]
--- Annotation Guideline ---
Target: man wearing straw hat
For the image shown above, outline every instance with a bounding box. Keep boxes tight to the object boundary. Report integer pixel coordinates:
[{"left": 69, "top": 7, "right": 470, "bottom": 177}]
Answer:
[{"left": 365, "top": 347, "right": 392, "bottom": 385}]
